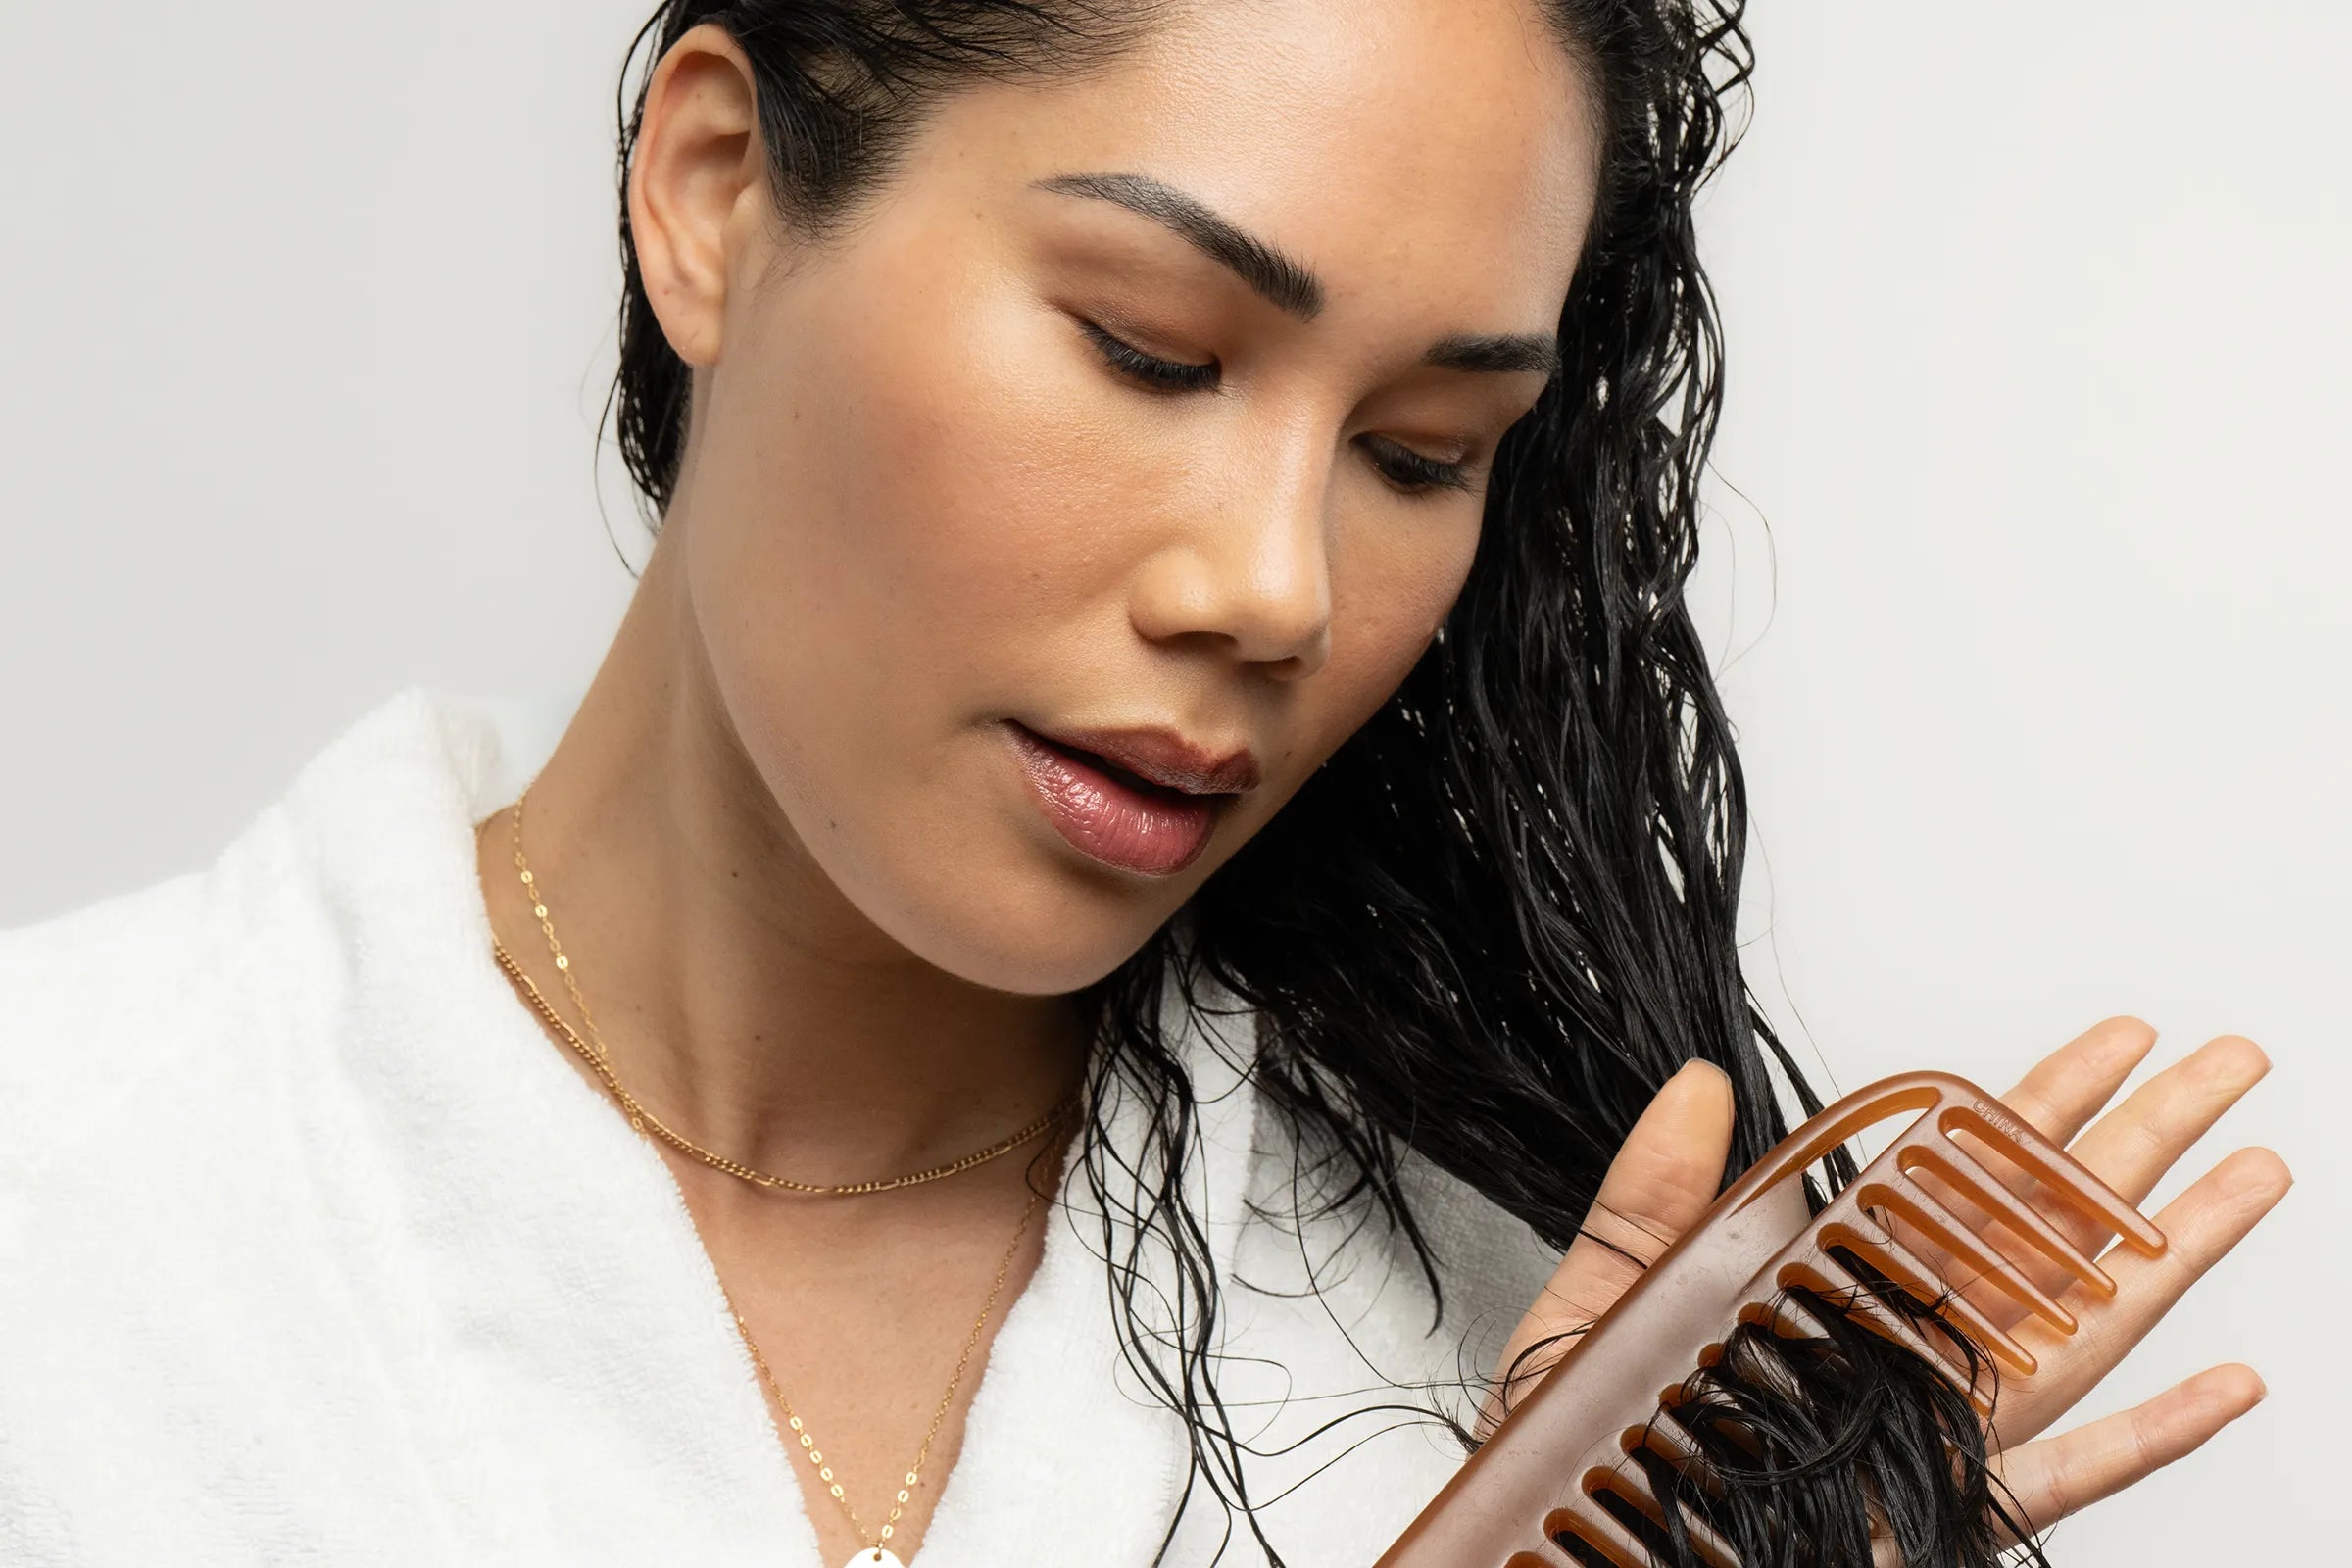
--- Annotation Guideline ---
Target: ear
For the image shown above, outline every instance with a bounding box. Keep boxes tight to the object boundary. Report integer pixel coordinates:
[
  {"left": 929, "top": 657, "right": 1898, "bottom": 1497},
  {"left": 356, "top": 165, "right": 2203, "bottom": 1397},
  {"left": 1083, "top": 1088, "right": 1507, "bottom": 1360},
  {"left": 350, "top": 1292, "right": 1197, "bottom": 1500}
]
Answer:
[{"left": 627, "top": 23, "right": 768, "bottom": 368}]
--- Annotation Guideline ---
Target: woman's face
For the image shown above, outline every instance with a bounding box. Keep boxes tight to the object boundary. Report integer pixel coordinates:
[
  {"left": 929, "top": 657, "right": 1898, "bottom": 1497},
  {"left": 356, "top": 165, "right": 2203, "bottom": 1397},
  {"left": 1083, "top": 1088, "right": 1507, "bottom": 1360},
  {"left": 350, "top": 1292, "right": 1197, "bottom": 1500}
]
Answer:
[{"left": 650, "top": 0, "right": 1598, "bottom": 995}]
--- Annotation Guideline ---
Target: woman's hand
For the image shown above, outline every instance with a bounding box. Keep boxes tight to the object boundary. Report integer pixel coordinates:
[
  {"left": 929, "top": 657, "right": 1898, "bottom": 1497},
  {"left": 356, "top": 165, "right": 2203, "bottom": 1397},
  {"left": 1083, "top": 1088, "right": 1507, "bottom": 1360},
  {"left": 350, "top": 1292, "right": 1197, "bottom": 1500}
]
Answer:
[{"left": 1480, "top": 1016, "right": 2290, "bottom": 1553}]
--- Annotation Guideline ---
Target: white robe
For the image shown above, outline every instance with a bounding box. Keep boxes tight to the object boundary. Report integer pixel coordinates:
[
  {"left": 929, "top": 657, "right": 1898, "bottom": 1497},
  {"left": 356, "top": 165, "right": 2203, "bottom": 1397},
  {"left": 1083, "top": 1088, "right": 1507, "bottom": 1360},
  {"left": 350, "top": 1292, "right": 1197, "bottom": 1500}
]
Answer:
[{"left": 0, "top": 686, "right": 1562, "bottom": 1567}]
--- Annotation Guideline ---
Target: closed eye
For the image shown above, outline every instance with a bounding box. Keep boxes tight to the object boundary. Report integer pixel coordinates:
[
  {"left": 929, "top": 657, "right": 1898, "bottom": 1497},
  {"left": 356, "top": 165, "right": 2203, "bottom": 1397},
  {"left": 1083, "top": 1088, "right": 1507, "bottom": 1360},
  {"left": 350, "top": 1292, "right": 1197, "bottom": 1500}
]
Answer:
[
  {"left": 1362, "top": 437, "right": 1477, "bottom": 497},
  {"left": 1077, "top": 318, "right": 1218, "bottom": 391},
  {"left": 1076, "top": 318, "right": 1479, "bottom": 501}
]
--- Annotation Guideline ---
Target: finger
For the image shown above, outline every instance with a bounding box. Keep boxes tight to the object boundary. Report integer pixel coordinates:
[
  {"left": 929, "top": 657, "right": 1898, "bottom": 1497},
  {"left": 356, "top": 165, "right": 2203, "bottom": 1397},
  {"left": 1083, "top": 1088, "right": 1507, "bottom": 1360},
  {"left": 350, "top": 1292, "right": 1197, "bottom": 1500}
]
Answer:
[
  {"left": 1898, "top": 1032, "right": 2268, "bottom": 1331},
  {"left": 1985, "top": 1363, "right": 2267, "bottom": 1548},
  {"left": 1485, "top": 1061, "right": 1734, "bottom": 1412},
  {"left": 2040, "top": 1034, "right": 2270, "bottom": 1213},
  {"left": 1992, "top": 1144, "right": 2291, "bottom": 1450},
  {"left": 1995, "top": 1013, "right": 2161, "bottom": 1146},
  {"left": 1547, "top": 1059, "right": 1737, "bottom": 1313},
  {"left": 1882, "top": 1017, "right": 2150, "bottom": 1319}
]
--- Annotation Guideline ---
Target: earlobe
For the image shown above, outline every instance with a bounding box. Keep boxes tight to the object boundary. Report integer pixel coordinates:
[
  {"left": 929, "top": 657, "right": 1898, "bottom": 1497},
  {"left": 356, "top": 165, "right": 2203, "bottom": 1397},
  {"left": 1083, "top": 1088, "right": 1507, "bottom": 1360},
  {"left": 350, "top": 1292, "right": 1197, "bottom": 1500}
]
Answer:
[{"left": 627, "top": 23, "right": 766, "bottom": 368}]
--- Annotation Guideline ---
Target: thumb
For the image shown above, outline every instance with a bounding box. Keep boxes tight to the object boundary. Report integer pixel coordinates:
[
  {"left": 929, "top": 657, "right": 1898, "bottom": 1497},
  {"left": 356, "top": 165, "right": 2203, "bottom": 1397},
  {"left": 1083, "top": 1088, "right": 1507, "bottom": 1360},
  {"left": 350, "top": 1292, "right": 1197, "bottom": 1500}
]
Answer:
[{"left": 1481, "top": 1059, "right": 1737, "bottom": 1430}]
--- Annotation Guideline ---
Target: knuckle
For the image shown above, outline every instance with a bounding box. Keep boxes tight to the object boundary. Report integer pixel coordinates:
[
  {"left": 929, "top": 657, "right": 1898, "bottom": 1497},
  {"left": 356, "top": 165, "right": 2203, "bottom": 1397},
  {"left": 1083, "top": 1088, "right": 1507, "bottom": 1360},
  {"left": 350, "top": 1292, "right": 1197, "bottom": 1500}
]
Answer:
[
  {"left": 1581, "top": 1201, "right": 1680, "bottom": 1267},
  {"left": 2126, "top": 1111, "right": 2172, "bottom": 1167},
  {"left": 2124, "top": 1401, "right": 2166, "bottom": 1477}
]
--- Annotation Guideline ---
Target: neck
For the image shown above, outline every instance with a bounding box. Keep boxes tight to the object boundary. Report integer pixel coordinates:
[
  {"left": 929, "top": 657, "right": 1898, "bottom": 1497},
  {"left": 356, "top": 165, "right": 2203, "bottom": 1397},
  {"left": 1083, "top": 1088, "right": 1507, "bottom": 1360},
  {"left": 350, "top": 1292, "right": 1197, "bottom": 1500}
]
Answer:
[{"left": 478, "top": 522, "right": 1094, "bottom": 1186}]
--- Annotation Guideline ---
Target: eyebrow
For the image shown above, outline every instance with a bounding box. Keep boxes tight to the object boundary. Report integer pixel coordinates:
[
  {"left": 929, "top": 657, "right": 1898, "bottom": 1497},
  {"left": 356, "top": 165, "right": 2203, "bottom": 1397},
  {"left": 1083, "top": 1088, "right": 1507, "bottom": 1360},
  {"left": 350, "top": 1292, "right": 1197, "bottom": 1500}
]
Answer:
[{"left": 1030, "top": 171, "right": 1563, "bottom": 383}]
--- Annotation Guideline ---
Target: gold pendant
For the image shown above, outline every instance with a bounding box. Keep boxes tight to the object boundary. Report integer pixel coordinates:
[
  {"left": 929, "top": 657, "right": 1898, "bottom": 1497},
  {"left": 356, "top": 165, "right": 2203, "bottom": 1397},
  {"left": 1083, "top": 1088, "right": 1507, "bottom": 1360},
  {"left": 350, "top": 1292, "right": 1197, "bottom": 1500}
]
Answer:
[{"left": 843, "top": 1552, "right": 904, "bottom": 1568}]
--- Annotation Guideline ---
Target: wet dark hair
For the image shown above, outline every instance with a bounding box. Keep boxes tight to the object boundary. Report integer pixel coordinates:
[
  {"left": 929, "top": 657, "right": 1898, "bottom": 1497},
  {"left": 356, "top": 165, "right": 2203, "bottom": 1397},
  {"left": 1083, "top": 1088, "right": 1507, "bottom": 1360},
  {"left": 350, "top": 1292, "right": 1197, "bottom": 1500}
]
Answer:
[{"left": 602, "top": 5, "right": 2036, "bottom": 1565}]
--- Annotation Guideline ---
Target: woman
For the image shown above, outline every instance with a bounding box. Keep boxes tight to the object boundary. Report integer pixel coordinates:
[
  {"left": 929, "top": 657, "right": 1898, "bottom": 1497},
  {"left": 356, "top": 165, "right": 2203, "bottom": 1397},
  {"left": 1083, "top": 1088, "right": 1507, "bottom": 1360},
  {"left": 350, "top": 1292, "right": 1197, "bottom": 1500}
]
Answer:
[{"left": 0, "top": 1, "right": 2285, "bottom": 1564}]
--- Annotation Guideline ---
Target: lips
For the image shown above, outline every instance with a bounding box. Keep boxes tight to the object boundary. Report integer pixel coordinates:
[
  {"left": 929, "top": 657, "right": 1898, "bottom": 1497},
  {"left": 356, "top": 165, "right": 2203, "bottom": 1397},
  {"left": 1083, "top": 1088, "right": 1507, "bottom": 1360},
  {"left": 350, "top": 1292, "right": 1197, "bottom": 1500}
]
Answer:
[
  {"left": 1003, "top": 721, "right": 1231, "bottom": 876},
  {"left": 1027, "top": 722, "right": 1262, "bottom": 797}
]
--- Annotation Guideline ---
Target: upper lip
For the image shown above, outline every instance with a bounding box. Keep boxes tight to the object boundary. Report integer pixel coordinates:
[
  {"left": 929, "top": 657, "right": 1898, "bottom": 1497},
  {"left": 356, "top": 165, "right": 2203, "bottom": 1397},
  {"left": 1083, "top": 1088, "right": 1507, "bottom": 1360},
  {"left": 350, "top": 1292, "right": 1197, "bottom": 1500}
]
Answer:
[{"left": 1020, "top": 720, "right": 1262, "bottom": 796}]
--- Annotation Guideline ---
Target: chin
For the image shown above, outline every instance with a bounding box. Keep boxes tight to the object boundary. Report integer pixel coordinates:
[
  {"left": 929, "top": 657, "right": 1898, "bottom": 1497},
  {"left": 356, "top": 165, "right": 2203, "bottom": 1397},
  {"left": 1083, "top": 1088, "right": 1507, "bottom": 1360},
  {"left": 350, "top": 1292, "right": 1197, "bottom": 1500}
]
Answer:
[
  {"left": 807, "top": 814, "right": 1174, "bottom": 998},
  {"left": 934, "top": 863, "right": 1186, "bottom": 997}
]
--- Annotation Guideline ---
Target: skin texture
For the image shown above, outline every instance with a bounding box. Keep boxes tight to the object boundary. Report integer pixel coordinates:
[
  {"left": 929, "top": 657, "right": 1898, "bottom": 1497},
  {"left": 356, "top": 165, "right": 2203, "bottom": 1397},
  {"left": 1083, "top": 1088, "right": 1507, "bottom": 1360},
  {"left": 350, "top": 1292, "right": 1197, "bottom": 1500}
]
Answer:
[{"left": 475, "top": 1, "right": 2288, "bottom": 1558}]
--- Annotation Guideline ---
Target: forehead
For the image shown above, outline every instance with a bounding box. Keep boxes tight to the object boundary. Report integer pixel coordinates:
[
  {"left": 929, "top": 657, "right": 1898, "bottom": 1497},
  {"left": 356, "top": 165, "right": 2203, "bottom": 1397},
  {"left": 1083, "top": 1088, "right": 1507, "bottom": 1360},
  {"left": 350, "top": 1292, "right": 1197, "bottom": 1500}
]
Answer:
[{"left": 922, "top": 0, "right": 1601, "bottom": 321}]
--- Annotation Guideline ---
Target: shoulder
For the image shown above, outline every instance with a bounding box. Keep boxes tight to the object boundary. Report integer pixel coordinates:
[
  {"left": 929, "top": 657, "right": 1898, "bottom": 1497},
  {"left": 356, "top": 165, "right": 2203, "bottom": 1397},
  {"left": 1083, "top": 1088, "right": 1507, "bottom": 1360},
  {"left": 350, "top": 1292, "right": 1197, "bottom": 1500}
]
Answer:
[
  {"left": 0, "top": 682, "right": 547, "bottom": 1191},
  {"left": 0, "top": 795, "right": 320, "bottom": 1189}
]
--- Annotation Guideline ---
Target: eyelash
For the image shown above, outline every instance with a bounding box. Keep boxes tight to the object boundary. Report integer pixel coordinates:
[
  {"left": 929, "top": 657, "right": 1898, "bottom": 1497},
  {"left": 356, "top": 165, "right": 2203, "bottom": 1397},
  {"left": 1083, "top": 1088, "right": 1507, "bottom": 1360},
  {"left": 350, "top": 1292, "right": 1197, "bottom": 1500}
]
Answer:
[{"left": 1076, "top": 318, "right": 1478, "bottom": 499}]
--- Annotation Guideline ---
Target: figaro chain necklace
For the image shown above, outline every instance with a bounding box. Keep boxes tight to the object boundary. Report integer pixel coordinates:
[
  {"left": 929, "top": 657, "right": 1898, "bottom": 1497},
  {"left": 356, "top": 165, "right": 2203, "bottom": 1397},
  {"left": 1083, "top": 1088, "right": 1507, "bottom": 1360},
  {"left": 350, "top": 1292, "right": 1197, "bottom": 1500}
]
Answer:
[{"left": 488, "top": 783, "right": 1070, "bottom": 1567}]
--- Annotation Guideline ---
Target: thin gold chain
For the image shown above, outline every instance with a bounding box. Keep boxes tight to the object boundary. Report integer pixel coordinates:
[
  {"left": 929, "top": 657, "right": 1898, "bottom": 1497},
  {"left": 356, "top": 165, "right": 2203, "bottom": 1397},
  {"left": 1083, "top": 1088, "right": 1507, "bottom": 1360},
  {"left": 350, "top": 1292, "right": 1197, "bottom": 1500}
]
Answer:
[
  {"left": 484, "top": 780, "right": 1073, "bottom": 1554},
  {"left": 721, "top": 1185, "right": 1042, "bottom": 1553},
  {"left": 494, "top": 783, "right": 1079, "bottom": 1195}
]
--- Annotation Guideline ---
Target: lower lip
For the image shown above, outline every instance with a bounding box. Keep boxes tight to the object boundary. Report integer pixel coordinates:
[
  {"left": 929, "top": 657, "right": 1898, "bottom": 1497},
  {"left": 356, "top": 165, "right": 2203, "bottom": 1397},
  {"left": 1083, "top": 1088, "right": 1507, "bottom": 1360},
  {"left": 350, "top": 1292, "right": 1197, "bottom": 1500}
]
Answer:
[{"left": 1002, "top": 721, "right": 1223, "bottom": 877}]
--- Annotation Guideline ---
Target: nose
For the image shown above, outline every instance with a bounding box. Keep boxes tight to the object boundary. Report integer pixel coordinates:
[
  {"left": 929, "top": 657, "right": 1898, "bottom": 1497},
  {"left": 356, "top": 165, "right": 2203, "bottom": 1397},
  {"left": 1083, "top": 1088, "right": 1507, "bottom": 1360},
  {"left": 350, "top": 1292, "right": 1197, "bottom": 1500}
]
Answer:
[{"left": 1127, "top": 428, "right": 1333, "bottom": 679}]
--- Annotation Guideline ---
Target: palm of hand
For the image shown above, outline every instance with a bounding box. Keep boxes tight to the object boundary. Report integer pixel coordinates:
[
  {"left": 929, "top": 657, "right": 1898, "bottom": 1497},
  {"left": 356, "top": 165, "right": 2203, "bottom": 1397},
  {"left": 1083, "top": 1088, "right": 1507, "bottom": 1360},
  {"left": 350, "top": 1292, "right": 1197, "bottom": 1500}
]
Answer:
[{"left": 1480, "top": 1017, "right": 2289, "bottom": 1558}]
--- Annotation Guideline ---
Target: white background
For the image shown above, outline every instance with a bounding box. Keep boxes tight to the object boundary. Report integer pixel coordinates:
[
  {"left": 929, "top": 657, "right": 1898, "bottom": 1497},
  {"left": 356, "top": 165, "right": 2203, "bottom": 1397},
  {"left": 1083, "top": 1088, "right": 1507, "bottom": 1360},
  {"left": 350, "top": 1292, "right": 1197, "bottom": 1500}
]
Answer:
[{"left": 2, "top": 3, "right": 2341, "bottom": 1558}]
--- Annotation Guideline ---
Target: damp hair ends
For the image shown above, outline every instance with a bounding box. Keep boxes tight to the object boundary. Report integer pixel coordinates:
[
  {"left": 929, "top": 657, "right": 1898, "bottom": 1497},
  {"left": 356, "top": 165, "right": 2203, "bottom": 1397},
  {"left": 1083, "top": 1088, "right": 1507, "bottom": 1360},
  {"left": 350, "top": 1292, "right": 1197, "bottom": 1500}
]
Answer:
[
  {"left": 600, "top": 4, "right": 2040, "bottom": 1566},
  {"left": 1484, "top": 1255, "right": 2048, "bottom": 1567}
]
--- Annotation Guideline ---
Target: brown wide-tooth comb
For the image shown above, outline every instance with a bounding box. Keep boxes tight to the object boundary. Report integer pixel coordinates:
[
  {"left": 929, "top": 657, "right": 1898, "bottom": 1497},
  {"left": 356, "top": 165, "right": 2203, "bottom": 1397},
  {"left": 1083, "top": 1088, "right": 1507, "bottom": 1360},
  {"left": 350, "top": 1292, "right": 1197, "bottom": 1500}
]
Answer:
[{"left": 1376, "top": 1068, "right": 2170, "bottom": 1568}]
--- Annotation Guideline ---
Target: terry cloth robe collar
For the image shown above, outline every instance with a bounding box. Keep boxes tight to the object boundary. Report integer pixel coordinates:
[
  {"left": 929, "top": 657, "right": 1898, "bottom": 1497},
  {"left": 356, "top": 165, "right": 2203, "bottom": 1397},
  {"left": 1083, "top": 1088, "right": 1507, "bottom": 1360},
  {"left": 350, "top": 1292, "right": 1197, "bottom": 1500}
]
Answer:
[
  {"left": 288, "top": 685, "right": 1260, "bottom": 1564},
  {"left": 0, "top": 684, "right": 1559, "bottom": 1566}
]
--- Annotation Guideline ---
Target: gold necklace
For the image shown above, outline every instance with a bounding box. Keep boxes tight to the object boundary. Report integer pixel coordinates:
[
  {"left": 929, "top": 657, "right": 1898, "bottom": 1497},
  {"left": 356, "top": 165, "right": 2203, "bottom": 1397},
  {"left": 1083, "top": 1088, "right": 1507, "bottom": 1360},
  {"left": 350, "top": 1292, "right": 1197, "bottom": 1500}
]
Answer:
[
  {"left": 486, "top": 785, "right": 1073, "bottom": 1565},
  {"left": 721, "top": 1188, "right": 1042, "bottom": 1568},
  {"left": 493, "top": 784, "right": 1080, "bottom": 1195}
]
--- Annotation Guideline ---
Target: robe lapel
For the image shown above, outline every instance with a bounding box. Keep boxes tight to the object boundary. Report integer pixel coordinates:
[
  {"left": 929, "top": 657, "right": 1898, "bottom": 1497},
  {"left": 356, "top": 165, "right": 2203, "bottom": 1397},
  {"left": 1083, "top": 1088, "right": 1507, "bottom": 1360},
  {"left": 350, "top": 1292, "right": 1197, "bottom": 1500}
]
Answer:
[
  {"left": 918, "top": 952, "right": 1263, "bottom": 1568},
  {"left": 312, "top": 686, "right": 1267, "bottom": 1565},
  {"left": 303, "top": 686, "right": 822, "bottom": 1558}
]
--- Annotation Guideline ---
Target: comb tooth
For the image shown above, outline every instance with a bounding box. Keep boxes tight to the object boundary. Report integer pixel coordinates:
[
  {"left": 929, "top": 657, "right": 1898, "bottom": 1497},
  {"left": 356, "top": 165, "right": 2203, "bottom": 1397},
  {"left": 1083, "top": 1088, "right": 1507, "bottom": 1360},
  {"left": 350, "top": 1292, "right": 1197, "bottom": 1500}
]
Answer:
[
  {"left": 1550, "top": 1492, "right": 1665, "bottom": 1568},
  {"left": 1646, "top": 1419, "right": 1740, "bottom": 1504},
  {"left": 1805, "top": 1254, "right": 1973, "bottom": 1387},
  {"left": 1878, "top": 1172, "right": 2080, "bottom": 1332},
  {"left": 1609, "top": 1459, "right": 1663, "bottom": 1514},
  {"left": 1962, "top": 1360, "right": 1998, "bottom": 1419},
  {"left": 1903, "top": 1141, "right": 2115, "bottom": 1297},
  {"left": 1650, "top": 1406, "right": 1805, "bottom": 1545},
  {"left": 1642, "top": 1410, "right": 1714, "bottom": 1480},
  {"left": 1694, "top": 1407, "right": 1766, "bottom": 1463},
  {"left": 1766, "top": 1296, "right": 1831, "bottom": 1342},
  {"left": 1815, "top": 1252, "right": 2001, "bottom": 1421},
  {"left": 1839, "top": 1215, "right": 2038, "bottom": 1376},
  {"left": 1603, "top": 1464, "right": 1744, "bottom": 1568},
  {"left": 1666, "top": 1506, "right": 1742, "bottom": 1568},
  {"left": 1900, "top": 1147, "right": 2107, "bottom": 1306},
  {"left": 1502, "top": 1533, "right": 1585, "bottom": 1568},
  {"left": 1951, "top": 1101, "right": 2169, "bottom": 1256}
]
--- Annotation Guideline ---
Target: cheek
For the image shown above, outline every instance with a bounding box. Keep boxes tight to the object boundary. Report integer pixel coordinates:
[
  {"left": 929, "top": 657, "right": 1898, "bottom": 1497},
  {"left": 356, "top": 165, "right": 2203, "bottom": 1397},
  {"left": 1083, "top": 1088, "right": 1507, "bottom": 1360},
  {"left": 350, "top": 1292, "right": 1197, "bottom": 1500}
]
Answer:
[
  {"left": 677, "top": 237, "right": 1161, "bottom": 989},
  {"left": 792, "top": 288, "right": 1157, "bottom": 758},
  {"left": 1319, "top": 512, "right": 1474, "bottom": 739},
  {"left": 689, "top": 260, "right": 1086, "bottom": 728}
]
